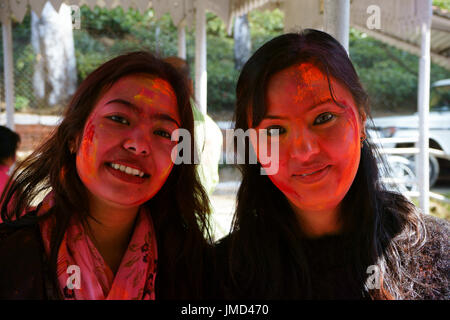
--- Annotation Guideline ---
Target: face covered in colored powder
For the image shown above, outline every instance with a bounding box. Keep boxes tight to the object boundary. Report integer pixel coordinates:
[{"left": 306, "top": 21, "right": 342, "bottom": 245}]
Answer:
[
  {"left": 75, "top": 74, "right": 181, "bottom": 210},
  {"left": 252, "top": 62, "right": 365, "bottom": 214}
]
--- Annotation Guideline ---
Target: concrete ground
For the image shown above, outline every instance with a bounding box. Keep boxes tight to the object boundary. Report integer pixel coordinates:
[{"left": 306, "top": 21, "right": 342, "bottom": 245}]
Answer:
[{"left": 209, "top": 181, "right": 239, "bottom": 241}]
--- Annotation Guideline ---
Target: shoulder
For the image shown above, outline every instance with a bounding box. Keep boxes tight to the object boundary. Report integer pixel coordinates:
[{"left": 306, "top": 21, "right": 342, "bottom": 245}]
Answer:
[
  {"left": 420, "top": 214, "right": 449, "bottom": 264},
  {"left": 0, "top": 218, "right": 47, "bottom": 299},
  {"left": 410, "top": 215, "right": 449, "bottom": 300},
  {"left": 423, "top": 214, "right": 450, "bottom": 237},
  {"left": 0, "top": 219, "right": 42, "bottom": 253}
]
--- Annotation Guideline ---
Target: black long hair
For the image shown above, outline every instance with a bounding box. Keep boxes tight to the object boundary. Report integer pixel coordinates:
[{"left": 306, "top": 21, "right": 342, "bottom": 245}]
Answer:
[
  {"left": 0, "top": 51, "right": 212, "bottom": 299},
  {"left": 228, "top": 30, "right": 426, "bottom": 299}
]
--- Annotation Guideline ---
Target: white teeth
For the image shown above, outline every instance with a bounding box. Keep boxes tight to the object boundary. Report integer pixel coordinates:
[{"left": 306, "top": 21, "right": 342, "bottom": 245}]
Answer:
[{"left": 109, "top": 163, "right": 145, "bottom": 177}]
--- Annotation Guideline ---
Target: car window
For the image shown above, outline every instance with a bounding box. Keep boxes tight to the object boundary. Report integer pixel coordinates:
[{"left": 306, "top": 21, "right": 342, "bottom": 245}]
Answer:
[{"left": 430, "top": 85, "right": 450, "bottom": 112}]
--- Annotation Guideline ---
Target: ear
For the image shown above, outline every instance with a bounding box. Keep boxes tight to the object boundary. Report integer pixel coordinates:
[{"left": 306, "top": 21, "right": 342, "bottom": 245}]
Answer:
[
  {"left": 359, "top": 110, "right": 367, "bottom": 138},
  {"left": 68, "top": 136, "right": 81, "bottom": 154}
]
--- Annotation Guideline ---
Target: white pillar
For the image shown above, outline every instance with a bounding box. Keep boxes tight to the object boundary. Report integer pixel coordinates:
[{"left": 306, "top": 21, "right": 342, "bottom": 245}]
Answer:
[
  {"left": 2, "top": 13, "right": 15, "bottom": 130},
  {"left": 178, "top": 24, "right": 186, "bottom": 59},
  {"left": 195, "top": 0, "right": 207, "bottom": 114},
  {"left": 417, "top": 3, "right": 432, "bottom": 215},
  {"left": 323, "top": 0, "right": 350, "bottom": 53}
]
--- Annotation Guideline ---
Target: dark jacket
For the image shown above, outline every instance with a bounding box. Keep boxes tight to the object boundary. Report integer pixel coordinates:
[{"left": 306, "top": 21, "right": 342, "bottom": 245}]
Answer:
[
  {"left": 0, "top": 212, "right": 205, "bottom": 300},
  {"left": 0, "top": 218, "right": 57, "bottom": 299},
  {"left": 213, "top": 214, "right": 450, "bottom": 300}
]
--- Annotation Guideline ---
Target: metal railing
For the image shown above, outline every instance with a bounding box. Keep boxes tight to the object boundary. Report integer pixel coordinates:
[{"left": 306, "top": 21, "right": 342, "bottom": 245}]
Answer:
[{"left": 370, "top": 136, "right": 450, "bottom": 204}]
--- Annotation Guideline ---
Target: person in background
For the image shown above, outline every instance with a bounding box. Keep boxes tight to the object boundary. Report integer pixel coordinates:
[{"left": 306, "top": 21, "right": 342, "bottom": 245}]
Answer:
[
  {"left": 0, "top": 126, "right": 20, "bottom": 196},
  {"left": 164, "top": 56, "right": 223, "bottom": 195}
]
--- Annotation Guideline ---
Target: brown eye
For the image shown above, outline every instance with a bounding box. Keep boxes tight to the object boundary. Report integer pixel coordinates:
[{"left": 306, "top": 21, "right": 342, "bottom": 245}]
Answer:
[
  {"left": 154, "top": 130, "right": 171, "bottom": 139},
  {"left": 314, "top": 112, "right": 334, "bottom": 125},
  {"left": 108, "top": 115, "right": 129, "bottom": 125},
  {"left": 266, "top": 125, "right": 286, "bottom": 136}
]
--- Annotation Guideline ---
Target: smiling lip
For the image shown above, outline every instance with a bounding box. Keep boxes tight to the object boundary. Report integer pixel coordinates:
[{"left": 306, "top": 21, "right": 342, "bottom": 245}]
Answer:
[
  {"left": 292, "top": 165, "right": 331, "bottom": 184},
  {"left": 104, "top": 161, "right": 149, "bottom": 184}
]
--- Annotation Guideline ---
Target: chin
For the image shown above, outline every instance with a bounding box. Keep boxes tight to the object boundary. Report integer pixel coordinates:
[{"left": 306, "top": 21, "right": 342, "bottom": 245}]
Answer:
[
  {"left": 100, "top": 192, "right": 151, "bottom": 209},
  {"left": 292, "top": 196, "right": 343, "bottom": 213}
]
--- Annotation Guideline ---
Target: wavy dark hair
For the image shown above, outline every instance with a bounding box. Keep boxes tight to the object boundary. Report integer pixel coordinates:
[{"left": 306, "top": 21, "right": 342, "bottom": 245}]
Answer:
[
  {"left": 228, "top": 30, "right": 426, "bottom": 299},
  {"left": 0, "top": 51, "right": 212, "bottom": 299}
]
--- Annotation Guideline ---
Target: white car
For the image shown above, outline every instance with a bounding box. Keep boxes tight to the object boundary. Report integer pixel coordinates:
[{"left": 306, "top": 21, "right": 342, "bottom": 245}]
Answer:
[{"left": 369, "top": 79, "right": 450, "bottom": 186}]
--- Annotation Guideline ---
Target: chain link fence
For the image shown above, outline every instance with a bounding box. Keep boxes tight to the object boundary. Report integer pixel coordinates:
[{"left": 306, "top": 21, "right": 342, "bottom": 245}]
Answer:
[{"left": 0, "top": 5, "right": 185, "bottom": 115}]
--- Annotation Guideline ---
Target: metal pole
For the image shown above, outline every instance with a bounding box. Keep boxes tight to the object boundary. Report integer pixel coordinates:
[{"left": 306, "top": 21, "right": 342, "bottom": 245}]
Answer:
[
  {"left": 178, "top": 24, "right": 186, "bottom": 59},
  {"left": 195, "top": 0, "right": 207, "bottom": 114},
  {"left": 417, "top": 2, "right": 432, "bottom": 214},
  {"left": 323, "top": 0, "right": 350, "bottom": 53},
  {"left": 2, "top": 12, "right": 15, "bottom": 130}
]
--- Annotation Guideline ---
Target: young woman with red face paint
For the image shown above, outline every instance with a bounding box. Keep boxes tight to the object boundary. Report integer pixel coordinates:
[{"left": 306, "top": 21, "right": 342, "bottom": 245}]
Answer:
[
  {"left": 0, "top": 52, "right": 212, "bottom": 299},
  {"left": 215, "top": 30, "right": 449, "bottom": 300}
]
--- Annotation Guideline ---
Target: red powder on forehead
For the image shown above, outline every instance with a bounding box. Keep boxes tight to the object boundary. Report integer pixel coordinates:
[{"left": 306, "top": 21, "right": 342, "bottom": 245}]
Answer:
[
  {"left": 151, "top": 78, "right": 176, "bottom": 99},
  {"left": 134, "top": 79, "right": 177, "bottom": 111},
  {"left": 135, "top": 77, "right": 176, "bottom": 100},
  {"left": 295, "top": 63, "right": 325, "bottom": 85},
  {"left": 291, "top": 63, "right": 330, "bottom": 105},
  {"left": 135, "top": 87, "right": 156, "bottom": 107}
]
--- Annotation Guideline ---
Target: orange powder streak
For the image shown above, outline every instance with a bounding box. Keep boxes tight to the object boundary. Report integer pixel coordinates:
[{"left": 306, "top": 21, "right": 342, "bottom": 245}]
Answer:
[{"left": 80, "top": 120, "right": 98, "bottom": 177}]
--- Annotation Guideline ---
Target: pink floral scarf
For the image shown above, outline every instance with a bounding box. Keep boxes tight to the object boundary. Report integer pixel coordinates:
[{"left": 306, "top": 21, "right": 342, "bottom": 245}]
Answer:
[{"left": 38, "top": 193, "right": 158, "bottom": 300}]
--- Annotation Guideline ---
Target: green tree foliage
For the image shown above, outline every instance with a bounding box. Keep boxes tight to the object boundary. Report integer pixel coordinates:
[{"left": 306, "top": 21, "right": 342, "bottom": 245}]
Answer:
[
  {"left": 350, "top": 29, "right": 450, "bottom": 113},
  {"left": 433, "top": 0, "right": 450, "bottom": 11},
  {"left": 1, "top": 5, "right": 449, "bottom": 114},
  {"left": 0, "top": 14, "right": 36, "bottom": 110}
]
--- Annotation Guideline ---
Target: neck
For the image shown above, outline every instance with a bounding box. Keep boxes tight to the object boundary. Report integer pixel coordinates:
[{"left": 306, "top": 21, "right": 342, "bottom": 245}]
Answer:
[
  {"left": 86, "top": 194, "right": 140, "bottom": 274},
  {"left": 291, "top": 203, "right": 342, "bottom": 238}
]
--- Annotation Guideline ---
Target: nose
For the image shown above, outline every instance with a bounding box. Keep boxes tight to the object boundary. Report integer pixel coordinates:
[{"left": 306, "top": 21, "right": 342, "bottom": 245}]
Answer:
[
  {"left": 289, "top": 127, "right": 320, "bottom": 161},
  {"left": 123, "top": 129, "right": 150, "bottom": 156}
]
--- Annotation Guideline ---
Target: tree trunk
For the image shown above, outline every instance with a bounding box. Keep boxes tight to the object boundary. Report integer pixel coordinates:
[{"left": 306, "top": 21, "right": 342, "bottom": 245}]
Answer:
[
  {"left": 234, "top": 14, "right": 251, "bottom": 70},
  {"left": 31, "top": 2, "right": 77, "bottom": 109}
]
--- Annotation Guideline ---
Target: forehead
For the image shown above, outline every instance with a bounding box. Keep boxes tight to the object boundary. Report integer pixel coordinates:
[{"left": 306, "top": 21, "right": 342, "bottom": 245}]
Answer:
[
  {"left": 266, "top": 62, "right": 356, "bottom": 114},
  {"left": 107, "top": 74, "right": 176, "bottom": 101},
  {"left": 95, "top": 74, "right": 180, "bottom": 118}
]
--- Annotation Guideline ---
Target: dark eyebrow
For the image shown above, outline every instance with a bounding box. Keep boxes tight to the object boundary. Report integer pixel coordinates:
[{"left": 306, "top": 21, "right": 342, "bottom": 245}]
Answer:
[
  {"left": 105, "top": 98, "right": 181, "bottom": 127},
  {"left": 106, "top": 99, "right": 140, "bottom": 112},
  {"left": 263, "top": 98, "right": 338, "bottom": 120},
  {"left": 152, "top": 113, "right": 181, "bottom": 127}
]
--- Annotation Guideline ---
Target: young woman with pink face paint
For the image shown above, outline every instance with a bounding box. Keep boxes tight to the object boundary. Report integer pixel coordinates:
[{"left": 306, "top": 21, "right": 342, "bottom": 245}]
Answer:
[
  {"left": 215, "top": 30, "right": 449, "bottom": 300},
  {"left": 0, "top": 52, "right": 212, "bottom": 299}
]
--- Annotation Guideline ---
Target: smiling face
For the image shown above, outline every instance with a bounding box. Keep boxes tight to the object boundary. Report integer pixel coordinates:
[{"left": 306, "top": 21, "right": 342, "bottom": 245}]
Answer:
[
  {"left": 75, "top": 74, "right": 181, "bottom": 210},
  {"left": 251, "top": 62, "right": 365, "bottom": 214}
]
